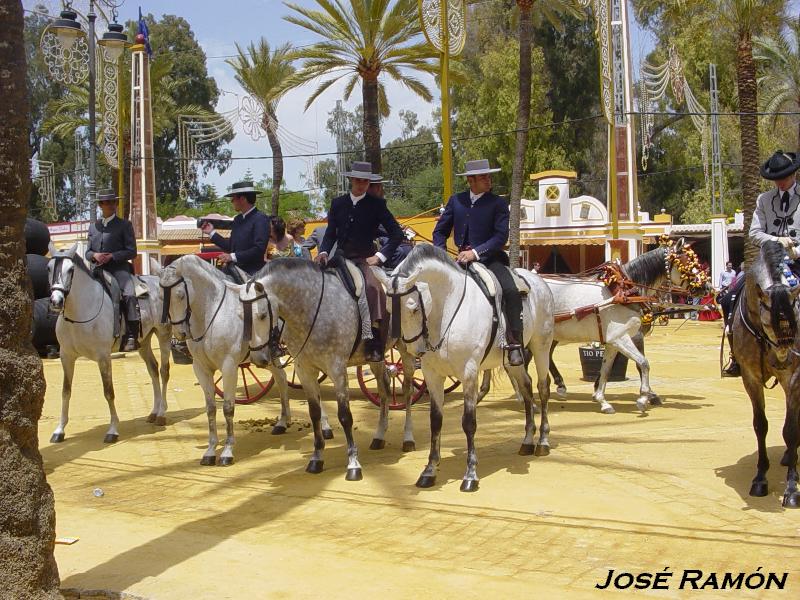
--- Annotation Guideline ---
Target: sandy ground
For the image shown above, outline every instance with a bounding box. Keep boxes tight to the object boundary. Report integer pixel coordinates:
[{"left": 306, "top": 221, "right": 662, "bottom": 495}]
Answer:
[{"left": 39, "top": 320, "right": 800, "bottom": 599}]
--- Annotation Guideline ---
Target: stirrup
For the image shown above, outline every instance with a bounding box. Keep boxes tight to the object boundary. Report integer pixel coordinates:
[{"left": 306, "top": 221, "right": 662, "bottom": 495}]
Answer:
[{"left": 506, "top": 344, "right": 524, "bottom": 367}]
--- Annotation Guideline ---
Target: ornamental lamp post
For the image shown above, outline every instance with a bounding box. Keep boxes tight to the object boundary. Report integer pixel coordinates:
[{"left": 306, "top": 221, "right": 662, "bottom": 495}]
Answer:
[{"left": 43, "top": 1, "right": 129, "bottom": 215}]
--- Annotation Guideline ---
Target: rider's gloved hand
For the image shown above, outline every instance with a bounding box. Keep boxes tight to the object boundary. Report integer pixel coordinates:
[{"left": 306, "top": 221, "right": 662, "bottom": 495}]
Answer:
[
  {"left": 314, "top": 251, "right": 328, "bottom": 266},
  {"left": 777, "top": 236, "right": 794, "bottom": 249}
]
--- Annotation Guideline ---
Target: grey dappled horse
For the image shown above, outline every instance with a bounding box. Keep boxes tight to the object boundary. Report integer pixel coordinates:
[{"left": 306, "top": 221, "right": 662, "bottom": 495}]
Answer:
[
  {"left": 241, "top": 258, "right": 411, "bottom": 481},
  {"left": 47, "top": 245, "right": 171, "bottom": 443},
  {"left": 159, "top": 255, "right": 329, "bottom": 466},
  {"left": 377, "top": 244, "right": 554, "bottom": 492},
  {"left": 731, "top": 241, "right": 800, "bottom": 507},
  {"left": 545, "top": 240, "right": 705, "bottom": 413}
]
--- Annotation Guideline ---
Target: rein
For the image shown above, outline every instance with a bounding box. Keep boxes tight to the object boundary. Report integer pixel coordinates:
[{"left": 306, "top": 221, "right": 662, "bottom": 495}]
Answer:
[
  {"left": 50, "top": 256, "right": 106, "bottom": 325},
  {"left": 388, "top": 266, "right": 468, "bottom": 354},
  {"left": 737, "top": 287, "right": 793, "bottom": 388},
  {"left": 160, "top": 276, "right": 228, "bottom": 343}
]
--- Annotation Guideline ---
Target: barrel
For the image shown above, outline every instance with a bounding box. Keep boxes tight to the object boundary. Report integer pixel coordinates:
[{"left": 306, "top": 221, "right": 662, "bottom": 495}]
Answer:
[
  {"left": 26, "top": 253, "right": 50, "bottom": 299},
  {"left": 24, "top": 218, "right": 51, "bottom": 256},
  {"left": 31, "top": 297, "right": 59, "bottom": 356},
  {"left": 579, "top": 346, "right": 628, "bottom": 382}
]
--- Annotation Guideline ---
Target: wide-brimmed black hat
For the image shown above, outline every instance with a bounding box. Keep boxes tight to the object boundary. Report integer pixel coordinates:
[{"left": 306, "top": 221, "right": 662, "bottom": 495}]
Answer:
[
  {"left": 96, "top": 189, "right": 119, "bottom": 202},
  {"left": 223, "top": 181, "right": 263, "bottom": 197},
  {"left": 760, "top": 150, "right": 800, "bottom": 180}
]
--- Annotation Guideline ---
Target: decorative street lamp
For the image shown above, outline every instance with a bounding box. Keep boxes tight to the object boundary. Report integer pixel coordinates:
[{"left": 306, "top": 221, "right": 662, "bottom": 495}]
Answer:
[{"left": 41, "top": 1, "right": 129, "bottom": 215}]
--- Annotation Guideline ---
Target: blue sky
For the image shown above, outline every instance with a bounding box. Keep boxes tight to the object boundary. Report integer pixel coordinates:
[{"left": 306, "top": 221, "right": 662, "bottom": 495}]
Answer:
[{"left": 27, "top": 0, "right": 655, "bottom": 196}]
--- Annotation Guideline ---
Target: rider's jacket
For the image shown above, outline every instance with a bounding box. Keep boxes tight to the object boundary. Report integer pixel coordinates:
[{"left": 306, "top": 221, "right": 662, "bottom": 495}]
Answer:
[
  {"left": 750, "top": 184, "right": 800, "bottom": 247},
  {"left": 433, "top": 190, "right": 509, "bottom": 263},
  {"left": 210, "top": 207, "right": 270, "bottom": 274},
  {"left": 85, "top": 215, "right": 137, "bottom": 270},
  {"left": 320, "top": 192, "right": 403, "bottom": 261}
]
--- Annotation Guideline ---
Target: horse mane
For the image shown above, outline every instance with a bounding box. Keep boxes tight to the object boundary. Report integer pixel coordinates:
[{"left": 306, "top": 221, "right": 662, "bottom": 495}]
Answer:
[
  {"left": 177, "top": 254, "right": 229, "bottom": 281},
  {"left": 757, "top": 240, "right": 797, "bottom": 338},
  {"left": 252, "top": 257, "right": 322, "bottom": 280},
  {"left": 621, "top": 246, "right": 667, "bottom": 287},
  {"left": 395, "top": 243, "right": 460, "bottom": 278},
  {"left": 761, "top": 240, "right": 786, "bottom": 283}
]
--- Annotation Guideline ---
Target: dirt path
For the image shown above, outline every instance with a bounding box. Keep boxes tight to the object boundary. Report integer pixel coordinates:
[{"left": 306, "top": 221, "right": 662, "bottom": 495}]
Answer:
[{"left": 40, "top": 321, "right": 799, "bottom": 599}]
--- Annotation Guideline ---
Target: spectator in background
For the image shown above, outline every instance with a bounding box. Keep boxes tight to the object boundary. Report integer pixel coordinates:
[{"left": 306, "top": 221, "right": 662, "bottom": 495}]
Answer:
[
  {"left": 267, "top": 216, "right": 303, "bottom": 259},
  {"left": 531, "top": 261, "right": 541, "bottom": 274},
  {"left": 718, "top": 261, "right": 736, "bottom": 291}
]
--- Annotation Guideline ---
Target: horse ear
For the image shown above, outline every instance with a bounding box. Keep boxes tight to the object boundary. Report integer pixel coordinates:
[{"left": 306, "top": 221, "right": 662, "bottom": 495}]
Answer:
[
  {"left": 756, "top": 284, "right": 769, "bottom": 304},
  {"left": 67, "top": 243, "right": 78, "bottom": 257},
  {"left": 675, "top": 238, "right": 685, "bottom": 252},
  {"left": 371, "top": 266, "right": 390, "bottom": 288},
  {"left": 149, "top": 257, "right": 162, "bottom": 276},
  {"left": 47, "top": 241, "right": 58, "bottom": 256},
  {"left": 254, "top": 281, "right": 265, "bottom": 294},
  {"left": 791, "top": 285, "right": 800, "bottom": 302}
]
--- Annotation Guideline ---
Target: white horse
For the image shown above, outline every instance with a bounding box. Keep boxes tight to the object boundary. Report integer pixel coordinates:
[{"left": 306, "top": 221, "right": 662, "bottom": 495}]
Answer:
[
  {"left": 159, "top": 255, "right": 332, "bottom": 466},
  {"left": 544, "top": 240, "right": 705, "bottom": 414},
  {"left": 47, "top": 244, "right": 171, "bottom": 443},
  {"left": 376, "top": 244, "right": 554, "bottom": 492}
]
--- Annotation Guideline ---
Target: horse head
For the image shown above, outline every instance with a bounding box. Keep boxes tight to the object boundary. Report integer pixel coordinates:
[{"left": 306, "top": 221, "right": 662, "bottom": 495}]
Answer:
[
  {"left": 755, "top": 282, "right": 800, "bottom": 362},
  {"left": 239, "top": 278, "right": 274, "bottom": 367},
  {"left": 375, "top": 263, "right": 431, "bottom": 358},
  {"left": 159, "top": 262, "right": 192, "bottom": 341},
  {"left": 48, "top": 243, "right": 80, "bottom": 312},
  {"left": 663, "top": 238, "right": 709, "bottom": 295}
]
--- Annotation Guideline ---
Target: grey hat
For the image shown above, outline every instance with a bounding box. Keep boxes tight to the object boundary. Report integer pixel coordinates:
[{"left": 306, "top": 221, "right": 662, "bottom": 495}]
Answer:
[
  {"left": 96, "top": 189, "right": 119, "bottom": 202},
  {"left": 224, "top": 181, "right": 263, "bottom": 197},
  {"left": 456, "top": 159, "right": 501, "bottom": 176},
  {"left": 343, "top": 161, "right": 382, "bottom": 180}
]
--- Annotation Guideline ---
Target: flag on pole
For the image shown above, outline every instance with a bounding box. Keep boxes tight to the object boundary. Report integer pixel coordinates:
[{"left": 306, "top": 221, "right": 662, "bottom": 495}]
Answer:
[{"left": 138, "top": 7, "right": 153, "bottom": 57}]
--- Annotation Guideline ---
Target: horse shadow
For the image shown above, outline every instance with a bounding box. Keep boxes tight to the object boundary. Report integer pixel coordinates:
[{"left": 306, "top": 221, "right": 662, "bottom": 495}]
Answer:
[
  {"left": 538, "top": 392, "right": 708, "bottom": 415},
  {"left": 715, "top": 446, "right": 794, "bottom": 513},
  {"left": 41, "top": 407, "right": 206, "bottom": 472}
]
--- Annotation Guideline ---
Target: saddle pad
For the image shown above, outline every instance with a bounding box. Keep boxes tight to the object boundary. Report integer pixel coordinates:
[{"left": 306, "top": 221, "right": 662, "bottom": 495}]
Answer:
[
  {"left": 344, "top": 259, "right": 364, "bottom": 297},
  {"left": 95, "top": 269, "right": 122, "bottom": 338},
  {"left": 469, "top": 262, "right": 497, "bottom": 297},
  {"left": 511, "top": 268, "right": 531, "bottom": 295},
  {"left": 134, "top": 276, "right": 150, "bottom": 298}
]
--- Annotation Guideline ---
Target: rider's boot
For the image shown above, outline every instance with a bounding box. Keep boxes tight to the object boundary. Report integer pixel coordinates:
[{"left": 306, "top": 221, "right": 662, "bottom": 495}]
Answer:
[
  {"left": 722, "top": 331, "right": 740, "bottom": 377},
  {"left": 506, "top": 330, "right": 524, "bottom": 367},
  {"left": 122, "top": 319, "right": 140, "bottom": 352},
  {"left": 364, "top": 327, "right": 384, "bottom": 363}
]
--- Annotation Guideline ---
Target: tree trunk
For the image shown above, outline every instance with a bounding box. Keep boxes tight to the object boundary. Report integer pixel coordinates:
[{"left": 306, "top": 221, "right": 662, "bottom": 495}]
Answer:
[
  {"left": 509, "top": 2, "right": 534, "bottom": 268},
  {"left": 737, "top": 29, "right": 760, "bottom": 266},
  {"left": 264, "top": 111, "right": 283, "bottom": 217},
  {"left": 362, "top": 74, "right": 382, "bottom": 173},
  {"left": 0, "top": 1, "right": 62, "bottom": 597}
]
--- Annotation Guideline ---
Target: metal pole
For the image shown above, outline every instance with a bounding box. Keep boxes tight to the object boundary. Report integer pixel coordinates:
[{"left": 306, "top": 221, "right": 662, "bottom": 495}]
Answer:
[
  {"left": 709, "top": 63, "right": 724, "bottom": 214},
  {"left": 440, "top": 0, "right": 453, "bottom": 203},
  {"left": 605, "top": 3, "right": 619, "bottom": 243},
  {"left": 88, "top": 0, "right": 97, "bottom": 205}
]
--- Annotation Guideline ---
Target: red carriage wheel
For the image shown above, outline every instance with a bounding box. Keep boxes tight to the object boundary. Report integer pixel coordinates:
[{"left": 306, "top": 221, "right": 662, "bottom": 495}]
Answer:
[
  {"left": 357, "top": 347, "right": 425, "bottom": 410},
  {"left": 416, "top": 376, "right": 461, "bottom": 396},
  {"left": 275, "top": 352, "right": 326, "bottom": 389},
  {"left": 214, "top": 362, "right": 275, "bottom": 405}
]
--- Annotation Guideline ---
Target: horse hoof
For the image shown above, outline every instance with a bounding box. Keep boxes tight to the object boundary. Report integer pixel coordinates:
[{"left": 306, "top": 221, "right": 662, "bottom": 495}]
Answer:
[
  {"left": 749, "top": 481, "right": 768, "bottom": 497},
  {"left": 271, "top": 425, "right": 287, "bottom": 435},
  {"left": 518, "top": 443, "right": 535, "bottom": 456},
  {"left": 369, "top": 438, "right": 385, "bottom": 450},
  {"left": 556, "top": 386, "right": 567, "bottom": 398},
  {"left": 50, "top": 432, "right": 65, "bottom": 444},
  {"left": 636, "top": 399, "right": 649, "bottom": 413},
  {"left": 345, "top": 468, "right": 363, "bottom": 481},
  {"left": 155, "top": 416, "right": 167, "bottom": 426},
  {"left": 648, "top": 394, "right": 663, "bottom": 406},
  {"left": 306, "top": 459, "right": 324, "bottom": 474},
  {"left": 460, "top": 479, "right": 479, "bottom": 493},
  {"left": 600, "top": 404, "right": 615, "bottom": 415},
  {"left": 402, "top": 441, "right": 416, "bottom": 453},
  {"left": 322, "top": 429, "right": 334, "bottom": 440},
  {"left": 219, "top": 456, "right": 234, "bottom": 467},
  {"left": 145, "top": 413, "right": 156, "bottom": 423},
  {"left": 200, "top": 455, "right": 216, "bottom": 466},
  {"left": 415, "top": 474, "right": 436, "bottom": 488},
  {"left": 782, "top": 492, "right": 800, "bottom": 508},
  {"left": 534, "top": 444, "right": 550, "bottom": 457},
  {"left": 103, "top": 433, "right": 119, "bottom": 444}
]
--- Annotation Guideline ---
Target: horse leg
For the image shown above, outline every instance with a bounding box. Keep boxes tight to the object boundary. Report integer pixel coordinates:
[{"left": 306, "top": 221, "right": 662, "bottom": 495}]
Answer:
[
  {"left": 531, "top": 336, "right": 552, "bottom": 456},
  {"left": 633, "top": 332, "right": 659, "bottom": 405},
  {"left": 459, "top": 373, "right": 480, "bottom": 492},
  {"left": 742, "top": 373, "right": 769, "bottom": 496},
  {"left": 139, "top": 332, "right": 163, "bottom": 425},
  {"left": 781, "top": 397, "right": 800, "bottom": 508},
  {"left": 549, "top": 341, "right": 567, "bottom": 398},
  {"left": 507, "top": 364, "right": 536, "bottom": 456},
  {"left": 99, "top": 356, "right": 119, "bottom": 443},
  {"left": 610, "top": 335, "right": 652, "bottom": 413},
  {"left": 298, "top": 364, "right": 326, "bottom": 474},
  {"left": 370, "top": 363, "right": 390, "bottom": 450},
  {"left": 51, "top": 353, "right": 76, "bottom": 443},
  {"left": 194, "top": 365, "right": 218, "bottom": 466},
  {"left": 268, "top": 365, "right": 291, "bottom": 435},
  {"left": 476, "top": 370, "right": 492, "bottom": 405},
  {"left": 332, "top": 370, "right": 362, "bottom": 481},
  {"left": 400, "top": 353, "right": 416, "bottom": 452},
  {"left": 219, "top": 362, "right": 238, "bottom": 466},
  {"left": 320, "top": 400, "right": 334, "bottom": 440},
  {"left": 592, "top": 347, "right": 617, "bottom": 414},
  {"left": 417, "top": 371, "right": 444, "bottom": 488},
  {"left": 156, "top": 329, "right": 171, "bottom": 425}
]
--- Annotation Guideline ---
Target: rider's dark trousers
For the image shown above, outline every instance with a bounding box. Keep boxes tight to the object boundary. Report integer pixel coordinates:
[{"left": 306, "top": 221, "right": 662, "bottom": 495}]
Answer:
[
  {"left": 103, "top": 264, "right": 139, "bottom": 321},
  {"left": 483, "top": 254, "right": 523, "bottom": 337}
]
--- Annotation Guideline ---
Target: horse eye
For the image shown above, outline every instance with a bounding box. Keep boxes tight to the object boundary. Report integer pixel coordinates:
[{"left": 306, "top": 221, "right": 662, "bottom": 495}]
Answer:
[{"left": 257, "top": 312, "right": 267, "bottom": 321}]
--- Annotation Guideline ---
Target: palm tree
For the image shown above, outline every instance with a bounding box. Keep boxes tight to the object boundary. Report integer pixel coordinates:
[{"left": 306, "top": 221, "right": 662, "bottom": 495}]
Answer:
[
  {"left": 509, "top": 0, "right": 583, "bottom": 268},
  {"left": 754, "top": 16, "right": 800, "bottom": 148},
  {"left": 0, "top": 0, "right": 60, "bottom": 595},
  {"left": 284, "top": 0, "right": 438, "bottom": 172},
  {"left": 227, "top": 40, "right": 295, "bottom": 216}
]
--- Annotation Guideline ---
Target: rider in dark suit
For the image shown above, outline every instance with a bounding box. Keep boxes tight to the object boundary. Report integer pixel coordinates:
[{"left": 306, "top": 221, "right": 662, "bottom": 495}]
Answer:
[
  {"left": 315, "top": 161, "right": 404, "bottom": 362},
  {"left": 86, "top": 190, "right": 140, "bottom": 351},
  {"left": 200, "top": 181, "right": 270, "bottom": 278},
  {"left": 433, "top": 159, "right": 524, "bottom": 366}
]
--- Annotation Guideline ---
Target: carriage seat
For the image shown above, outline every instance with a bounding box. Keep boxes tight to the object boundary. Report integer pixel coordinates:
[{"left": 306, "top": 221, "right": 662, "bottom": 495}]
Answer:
[{"left": 469, "top": 262, "right": 530, "bottom": 298}]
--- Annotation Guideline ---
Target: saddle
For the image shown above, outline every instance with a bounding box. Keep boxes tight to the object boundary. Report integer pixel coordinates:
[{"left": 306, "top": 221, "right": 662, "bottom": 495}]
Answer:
[
  {"left": 467, "top": 262, "right": 530, "bottom": 299},
  {"left": 328, "top": 255, "right": 365, "bottom": 299},
  {"left": 92, "top": 268, "right": 123, "bottom": 339}
]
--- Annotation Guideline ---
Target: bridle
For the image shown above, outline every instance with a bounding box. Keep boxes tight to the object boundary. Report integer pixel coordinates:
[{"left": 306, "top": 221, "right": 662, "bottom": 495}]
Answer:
[
  {"left": 240, "top": 270, "right": 325, "bottom": 359},
  {"left": 160, "top": 275, "right": 227, "bottom": 343},
  {"left": 49, "top": 255, "right": 105, "bottom": 324},
  {"left": 387, "top": 266, "right": 468, "bottom": 355}
]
